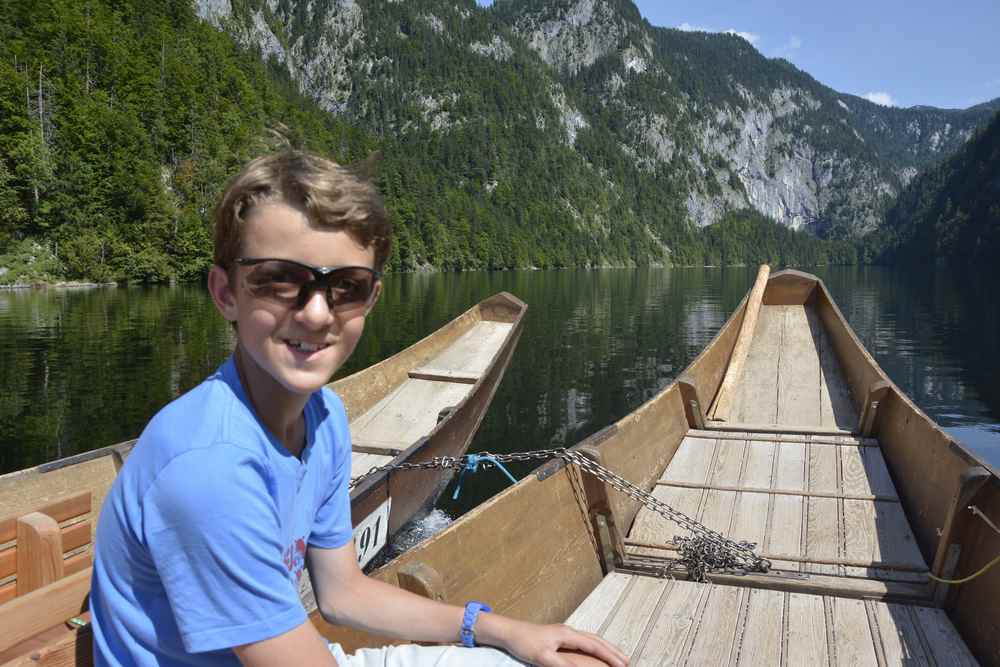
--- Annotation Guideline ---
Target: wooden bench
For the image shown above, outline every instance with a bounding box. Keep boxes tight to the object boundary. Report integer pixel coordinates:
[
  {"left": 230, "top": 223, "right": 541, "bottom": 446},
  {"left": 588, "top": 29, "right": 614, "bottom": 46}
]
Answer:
[{"left": 0, "top": 492, "right": 93, "bottom": 604}]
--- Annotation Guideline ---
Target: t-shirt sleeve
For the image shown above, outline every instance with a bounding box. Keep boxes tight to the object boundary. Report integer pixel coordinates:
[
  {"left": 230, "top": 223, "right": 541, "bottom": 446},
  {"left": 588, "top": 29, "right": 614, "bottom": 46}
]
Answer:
[
  {"left": 308, "top": 393, "right": 354, "bottom": 549},
  {"left": 143, "top": 446, "right": 306, "bottom": 653}
]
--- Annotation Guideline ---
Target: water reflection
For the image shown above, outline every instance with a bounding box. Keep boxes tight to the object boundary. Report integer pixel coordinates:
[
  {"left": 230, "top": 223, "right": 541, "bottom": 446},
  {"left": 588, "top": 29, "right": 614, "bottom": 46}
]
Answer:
[{"left": 2, "top": 266, "right": 999, "bottom": 516}]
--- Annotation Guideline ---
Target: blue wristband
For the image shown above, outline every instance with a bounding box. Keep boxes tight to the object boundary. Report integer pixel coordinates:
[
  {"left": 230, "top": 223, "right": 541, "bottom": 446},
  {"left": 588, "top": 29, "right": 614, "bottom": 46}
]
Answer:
[{"left": 461, "top": 601, "right": 492, "bottom": 647}]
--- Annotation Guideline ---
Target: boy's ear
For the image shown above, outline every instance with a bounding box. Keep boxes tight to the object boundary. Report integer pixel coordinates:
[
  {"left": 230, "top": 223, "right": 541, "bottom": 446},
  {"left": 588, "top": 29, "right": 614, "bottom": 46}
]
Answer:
[{"left": 208, "top": 265, "right": 239, "bottom": 322}]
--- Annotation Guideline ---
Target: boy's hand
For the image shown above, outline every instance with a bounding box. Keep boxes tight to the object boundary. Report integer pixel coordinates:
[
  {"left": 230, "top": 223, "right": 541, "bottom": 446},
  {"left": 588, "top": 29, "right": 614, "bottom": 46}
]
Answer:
[{"left": 481, "top": 616, "right": 628, "bottom": 667}]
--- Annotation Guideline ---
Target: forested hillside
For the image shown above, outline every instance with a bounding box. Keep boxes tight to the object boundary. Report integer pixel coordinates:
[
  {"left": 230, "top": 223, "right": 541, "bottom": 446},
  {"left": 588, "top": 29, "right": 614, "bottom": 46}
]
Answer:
[
  {"left": 0, "top": 0, "right": 994, "bottom": 284},
  {"left": 874, "top": 112, "right": 1000, "bottom": 271},
  {"left": 0, "top": 0, "right": 372, "bottom": 284}
]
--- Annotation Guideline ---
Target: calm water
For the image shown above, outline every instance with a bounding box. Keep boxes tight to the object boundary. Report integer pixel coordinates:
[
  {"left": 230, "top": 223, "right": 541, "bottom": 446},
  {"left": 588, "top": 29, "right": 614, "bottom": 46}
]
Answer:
[{"left": 2, "top": 266, "right": 999, "bottom": 515}]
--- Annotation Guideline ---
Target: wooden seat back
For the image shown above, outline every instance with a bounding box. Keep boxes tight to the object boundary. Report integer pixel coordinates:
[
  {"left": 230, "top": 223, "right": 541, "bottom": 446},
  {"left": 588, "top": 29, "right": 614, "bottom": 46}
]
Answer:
[{"left": 0, "top": 492, "right": 93, "bottom": 604}]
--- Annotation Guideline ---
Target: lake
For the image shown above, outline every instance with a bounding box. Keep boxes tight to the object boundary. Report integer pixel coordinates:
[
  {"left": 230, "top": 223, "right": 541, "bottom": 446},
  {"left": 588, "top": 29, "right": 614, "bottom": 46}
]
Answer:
[{"left": 2, "top": 265, "right": 998, "bottom": 515}]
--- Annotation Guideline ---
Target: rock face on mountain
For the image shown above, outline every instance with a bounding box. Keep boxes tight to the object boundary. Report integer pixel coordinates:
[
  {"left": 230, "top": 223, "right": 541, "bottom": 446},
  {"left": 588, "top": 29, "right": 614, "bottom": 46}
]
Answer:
[{"left": 194, "top": 0, "right": 998, "bottom": 239}]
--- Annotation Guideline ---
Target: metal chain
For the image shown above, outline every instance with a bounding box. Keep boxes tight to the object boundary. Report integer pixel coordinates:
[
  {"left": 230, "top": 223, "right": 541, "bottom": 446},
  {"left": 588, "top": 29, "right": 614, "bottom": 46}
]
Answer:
[{"left": 350, "top": 448, "right": 770, "bottom": 580}]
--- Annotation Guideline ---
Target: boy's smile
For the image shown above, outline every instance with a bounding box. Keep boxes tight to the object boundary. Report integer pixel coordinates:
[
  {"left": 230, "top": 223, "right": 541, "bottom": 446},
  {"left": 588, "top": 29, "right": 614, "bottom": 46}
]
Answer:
[{"left": 209, "top": 201, "right": 380, "bottom": 403}]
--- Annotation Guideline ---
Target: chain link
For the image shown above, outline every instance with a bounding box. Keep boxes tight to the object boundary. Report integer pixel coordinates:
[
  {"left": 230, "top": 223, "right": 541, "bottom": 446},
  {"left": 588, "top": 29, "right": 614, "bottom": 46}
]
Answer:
[{"left": 350, "top": 448, "right": 771, "bottom": 580}]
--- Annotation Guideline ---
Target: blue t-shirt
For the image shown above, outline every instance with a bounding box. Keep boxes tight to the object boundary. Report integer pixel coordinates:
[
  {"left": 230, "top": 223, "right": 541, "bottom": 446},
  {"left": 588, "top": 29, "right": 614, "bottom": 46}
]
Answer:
[{"left": 91, "top": 356, "right": 354, "bottom": 666}]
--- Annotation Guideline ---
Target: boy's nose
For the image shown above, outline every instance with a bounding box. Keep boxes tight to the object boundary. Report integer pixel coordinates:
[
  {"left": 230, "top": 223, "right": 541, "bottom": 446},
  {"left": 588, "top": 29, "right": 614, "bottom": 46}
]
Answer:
[{"left": 294, "top": 289, "right": 336, "bottom": 328}]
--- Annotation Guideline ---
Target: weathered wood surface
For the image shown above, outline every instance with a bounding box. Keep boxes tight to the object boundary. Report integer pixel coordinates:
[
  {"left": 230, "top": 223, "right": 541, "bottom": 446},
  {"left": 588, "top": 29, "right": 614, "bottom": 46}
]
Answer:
[
  {"left": 723, "top": 305, "right": 859, "bottom": 430},
  {"left": 567, "top": 574, "right": 978, "bottom": 665},
  {"left": 709, "top": 264, "right": 769, "bottom": 421},
  {"left": 627, "top": 434, "right": 928, "bottom": 578},
  {"left": 0, "top": 569, "right": 90, "bottom": 654}
]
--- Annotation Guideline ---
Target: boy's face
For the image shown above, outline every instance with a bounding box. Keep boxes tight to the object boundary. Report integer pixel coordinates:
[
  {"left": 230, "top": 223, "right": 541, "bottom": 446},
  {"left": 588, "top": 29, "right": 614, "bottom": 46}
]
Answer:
[{"left": 209, "top": 201, "right": 380, "bottom": 398}]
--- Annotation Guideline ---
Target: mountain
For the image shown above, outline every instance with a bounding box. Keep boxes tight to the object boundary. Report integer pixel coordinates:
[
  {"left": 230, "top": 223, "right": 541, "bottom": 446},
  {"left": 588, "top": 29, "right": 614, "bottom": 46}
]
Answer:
[
  {"left": 201, "top": 0, "right": 999, "bottom": 240},
  {"left": 875, "top": 111, "right": 1000, "bottom": 270},
  {"left": 1, "top": 0, "right": 996, "bottom": 282}
]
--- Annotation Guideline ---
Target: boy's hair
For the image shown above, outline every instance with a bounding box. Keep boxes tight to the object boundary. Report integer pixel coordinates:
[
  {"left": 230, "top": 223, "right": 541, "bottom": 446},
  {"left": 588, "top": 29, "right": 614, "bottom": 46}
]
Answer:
[{"left": 213, "top": 150, "right": 392, "bottom": 271}]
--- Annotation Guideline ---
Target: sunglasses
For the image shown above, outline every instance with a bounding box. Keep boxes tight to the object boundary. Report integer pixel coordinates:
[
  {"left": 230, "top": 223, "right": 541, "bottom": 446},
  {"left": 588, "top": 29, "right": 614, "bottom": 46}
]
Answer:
[{"left": 235, "top": 258, "right": 381, "bottom": 311}]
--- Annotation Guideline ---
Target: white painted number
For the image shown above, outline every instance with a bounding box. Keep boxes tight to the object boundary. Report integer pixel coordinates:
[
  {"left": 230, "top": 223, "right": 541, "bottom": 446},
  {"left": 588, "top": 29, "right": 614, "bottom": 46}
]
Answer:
[{"left": 353, "top": 498, "right": 391, "bottom": 568}]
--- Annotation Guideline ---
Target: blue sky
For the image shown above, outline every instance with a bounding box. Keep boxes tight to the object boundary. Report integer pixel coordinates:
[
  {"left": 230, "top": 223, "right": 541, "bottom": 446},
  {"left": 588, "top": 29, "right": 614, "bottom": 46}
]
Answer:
[{"left": 476, "top": 1, "right": 1000, "bottom": 110}]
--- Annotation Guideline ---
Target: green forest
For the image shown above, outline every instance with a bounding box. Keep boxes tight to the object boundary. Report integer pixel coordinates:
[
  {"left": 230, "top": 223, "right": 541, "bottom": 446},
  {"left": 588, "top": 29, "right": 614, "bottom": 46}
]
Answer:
[{"left": 0, "top": 0, "right": 986, "bottom": 286}]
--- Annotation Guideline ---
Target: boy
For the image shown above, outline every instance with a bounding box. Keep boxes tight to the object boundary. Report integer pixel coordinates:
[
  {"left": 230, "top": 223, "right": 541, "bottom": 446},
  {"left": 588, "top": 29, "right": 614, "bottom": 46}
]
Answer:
[{"left": 90, "top": 151, "right": 627, "bottom": 667}]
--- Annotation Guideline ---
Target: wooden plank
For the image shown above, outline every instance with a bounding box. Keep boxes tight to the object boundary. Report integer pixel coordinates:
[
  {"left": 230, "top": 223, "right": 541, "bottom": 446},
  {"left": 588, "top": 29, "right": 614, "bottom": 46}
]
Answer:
[
  {"left": 660, "top": 437, "right": 716, "bottom": 485},
  {"left": 407, "top": 367, "right": 479, "bottom": 384},
  {"left": 0, "top": 493, "right": 92, "bottom": 544},
  {"left": 565, "top": 572, "right": 633, "bottom": 632},
  {"left": 350, "top": 439, "right": 406, "bottom": 456},
  {"left": 730, "top": 492, "right": 770, "bottom": 546},
  {"left": 786, "top": 592, "right": 829, "bottom": 666},
  {"left": 687, "top": 429, "right": 875, "bottom": 446},
  {"left": 63, "top": 552, "right": 91, "bottom": 577},
  {"left": 730, "top": 305, "right": 782, "bottom": 424},
  {"left": 349, "top": 452, "right": 393, "bottom": 480},
  {"left": 707, "top": 440, "right": 746, "bottom": 487},
  {"left": 911, "top": 605, "right": 979, "bottom": 666},
  {"left": 0, "top": 581, "right": 14, "bottom": 604},
  {"left": 818, "top": 321, "right": 858, "bottom": 430},
  {"left": 16, "top": 513, "right": 64, "bottom": 596},
  {"left": 873, "top": 502, "right": 928, "bottom": 569},
  {"left": 843, "top": 499, "right": 877, "bottom": 566},
  {"left": 61, "top": 522, "right": 90, "bottom": 553},
  {"left": 831, "top": 597, "right": 879, "bottom": 665},
  {"left": 710, "top": 263, "right": 770, "bottom": 421},
  {"left": 699, "top": 490, "right": 737, "bottom": 535},
  {"left": 657, "top": 480, "right": 898, "bottom": 503},
  {"left": 733, "top": 588, "right": 785, "bottom": 665},
  {"left": 0, "top": 621, "right": 92, "bottom": 667},
  {"left": 775, "top": 442, "right": 807, "bottom": 491},
  {"left": 861, "top": 447, "right": 897, "bottom": 498},
  {"left": 0, "top": 568, "right": 90, "bottom": 653},
  {"left": 351, "top": 379, "right": 473, "bottom": 446},
  {"left": 841, "top": 446, "right": 875, "bottom": 498},
  {"left": 424, "top": 321, "right": 513, "bottom": 375},
  {"left": 871, "top": 602, "right": 931, "bottom": 665},
  {"left": 808, "top": 442, "right": 840, "bottom": 495},
  {"left": 767, "top": 494, "right": 804, "bottom": 562},
  {"left": 0, "top": 547, "right": 13, "bottom": 579},
  {"left": 776, "top": 306, "right": 823, "bottom": 428},
  {"left": 707, "top": 422, "right": 857, "bottom": 436},
  {"left": 805, "top": 497, "right": 841, "bottom": 576},
  {"left": 740, "top": 441, "right": 775, "bottom": 487},
  {"left": 633, "top": 580, "right": 706, "bottom": 666},
  {"left": 599, "top": 577, "right": 670, "bottom": 656},
  {"left": 685, "top": 585, "right": 744, "bottom": 664}
]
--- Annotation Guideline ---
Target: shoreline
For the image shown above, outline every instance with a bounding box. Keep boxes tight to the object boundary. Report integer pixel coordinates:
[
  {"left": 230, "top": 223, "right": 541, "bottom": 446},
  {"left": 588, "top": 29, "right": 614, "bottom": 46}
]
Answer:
[{"left": 0, "top": 281, "right": 117, "bottom": 291}]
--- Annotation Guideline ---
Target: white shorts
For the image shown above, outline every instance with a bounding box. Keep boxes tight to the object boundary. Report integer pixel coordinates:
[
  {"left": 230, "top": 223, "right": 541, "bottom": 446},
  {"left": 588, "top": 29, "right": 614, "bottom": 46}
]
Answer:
[{"left": 329, "top": 642, "right": 528, "bottom": 666}]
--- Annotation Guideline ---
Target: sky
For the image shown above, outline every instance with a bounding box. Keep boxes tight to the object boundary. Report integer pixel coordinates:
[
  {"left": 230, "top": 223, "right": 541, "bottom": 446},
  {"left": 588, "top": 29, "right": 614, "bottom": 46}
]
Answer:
[{"left": 476, "top": 0, "right": 1000, "bottom": 110}]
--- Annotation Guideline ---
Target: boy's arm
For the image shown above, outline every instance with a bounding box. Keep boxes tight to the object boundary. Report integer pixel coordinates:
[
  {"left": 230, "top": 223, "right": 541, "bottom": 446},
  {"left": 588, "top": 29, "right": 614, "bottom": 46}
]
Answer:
[
  {"left": 306, "top": 542, "right": 629, "bottom": 667},
  {"left": 233, "top": 620, "right": 338, "bottom": 667}
]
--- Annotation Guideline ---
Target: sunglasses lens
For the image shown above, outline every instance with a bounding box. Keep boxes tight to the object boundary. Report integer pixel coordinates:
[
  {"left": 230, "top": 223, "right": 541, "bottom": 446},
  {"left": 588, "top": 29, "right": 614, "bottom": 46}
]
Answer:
[
  {"left": 244, "top": 261, "right": 312, "bottom": 303},
  {"left": 326, "top": 268, "right": 376, "bottom": 306}
]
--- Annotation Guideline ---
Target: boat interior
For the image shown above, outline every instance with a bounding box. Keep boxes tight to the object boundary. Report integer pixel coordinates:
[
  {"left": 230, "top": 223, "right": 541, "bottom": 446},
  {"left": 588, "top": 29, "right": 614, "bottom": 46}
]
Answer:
[
  {"left": 347, "top": 319, "right": 514, "bottom": 479},
  {"left": 324, "top": 268, "right": 999, "bottom": 665}
]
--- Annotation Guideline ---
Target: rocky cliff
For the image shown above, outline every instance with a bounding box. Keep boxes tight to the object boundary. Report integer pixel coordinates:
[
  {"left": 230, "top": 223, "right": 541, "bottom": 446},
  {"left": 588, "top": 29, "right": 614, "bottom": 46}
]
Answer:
[{"left": 195, "top": 0, "right": 998, "bottom": 240}]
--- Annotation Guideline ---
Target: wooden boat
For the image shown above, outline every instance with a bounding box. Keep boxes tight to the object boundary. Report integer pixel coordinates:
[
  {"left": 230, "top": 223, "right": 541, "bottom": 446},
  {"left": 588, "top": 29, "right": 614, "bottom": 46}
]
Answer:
[
  {"left": 314, "top": 267, "right": 994, "bottom": 663},
  {"left": 0, "top": 291, "right": 525, "bottom": 609},
  {"left": 6, "top": 268, "right": 998, "bottom": 664}
]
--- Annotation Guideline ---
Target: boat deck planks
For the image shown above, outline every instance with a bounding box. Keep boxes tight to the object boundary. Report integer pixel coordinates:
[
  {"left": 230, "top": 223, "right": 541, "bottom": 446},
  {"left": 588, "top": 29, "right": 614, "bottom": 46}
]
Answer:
[
  {"left": 628, "top": 432, "right": 927, "bottom": 578},
  {"left": 567, "top": 575, "right": 979, "bottom": 666},
  {"left": 347, "top": 322, "right": 513, "bottom": 453},
  {"left": 726, "top": 305, "right": 858, "bottom": 430},
  {"left": 349, "top": 452, "right": 394, "bottom": 480}
]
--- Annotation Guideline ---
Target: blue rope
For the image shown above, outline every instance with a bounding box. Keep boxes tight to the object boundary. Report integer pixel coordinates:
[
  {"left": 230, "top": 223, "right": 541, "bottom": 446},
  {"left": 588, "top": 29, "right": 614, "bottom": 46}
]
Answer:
[{"left": 452, "top": 454, "right": 519, "bottom": 501}]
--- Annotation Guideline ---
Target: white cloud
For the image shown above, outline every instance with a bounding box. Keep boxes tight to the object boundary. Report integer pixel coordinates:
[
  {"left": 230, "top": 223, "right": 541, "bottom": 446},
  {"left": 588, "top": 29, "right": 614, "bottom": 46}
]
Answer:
[
  {"left": 862, "top": 91, "right": 897, "bottom": 107},
  {"left": 786, "top": 35, "right": 802, "bottom": 50},
  {"left": 677, "top": 22, "right": 760, "bottom": 45}
]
